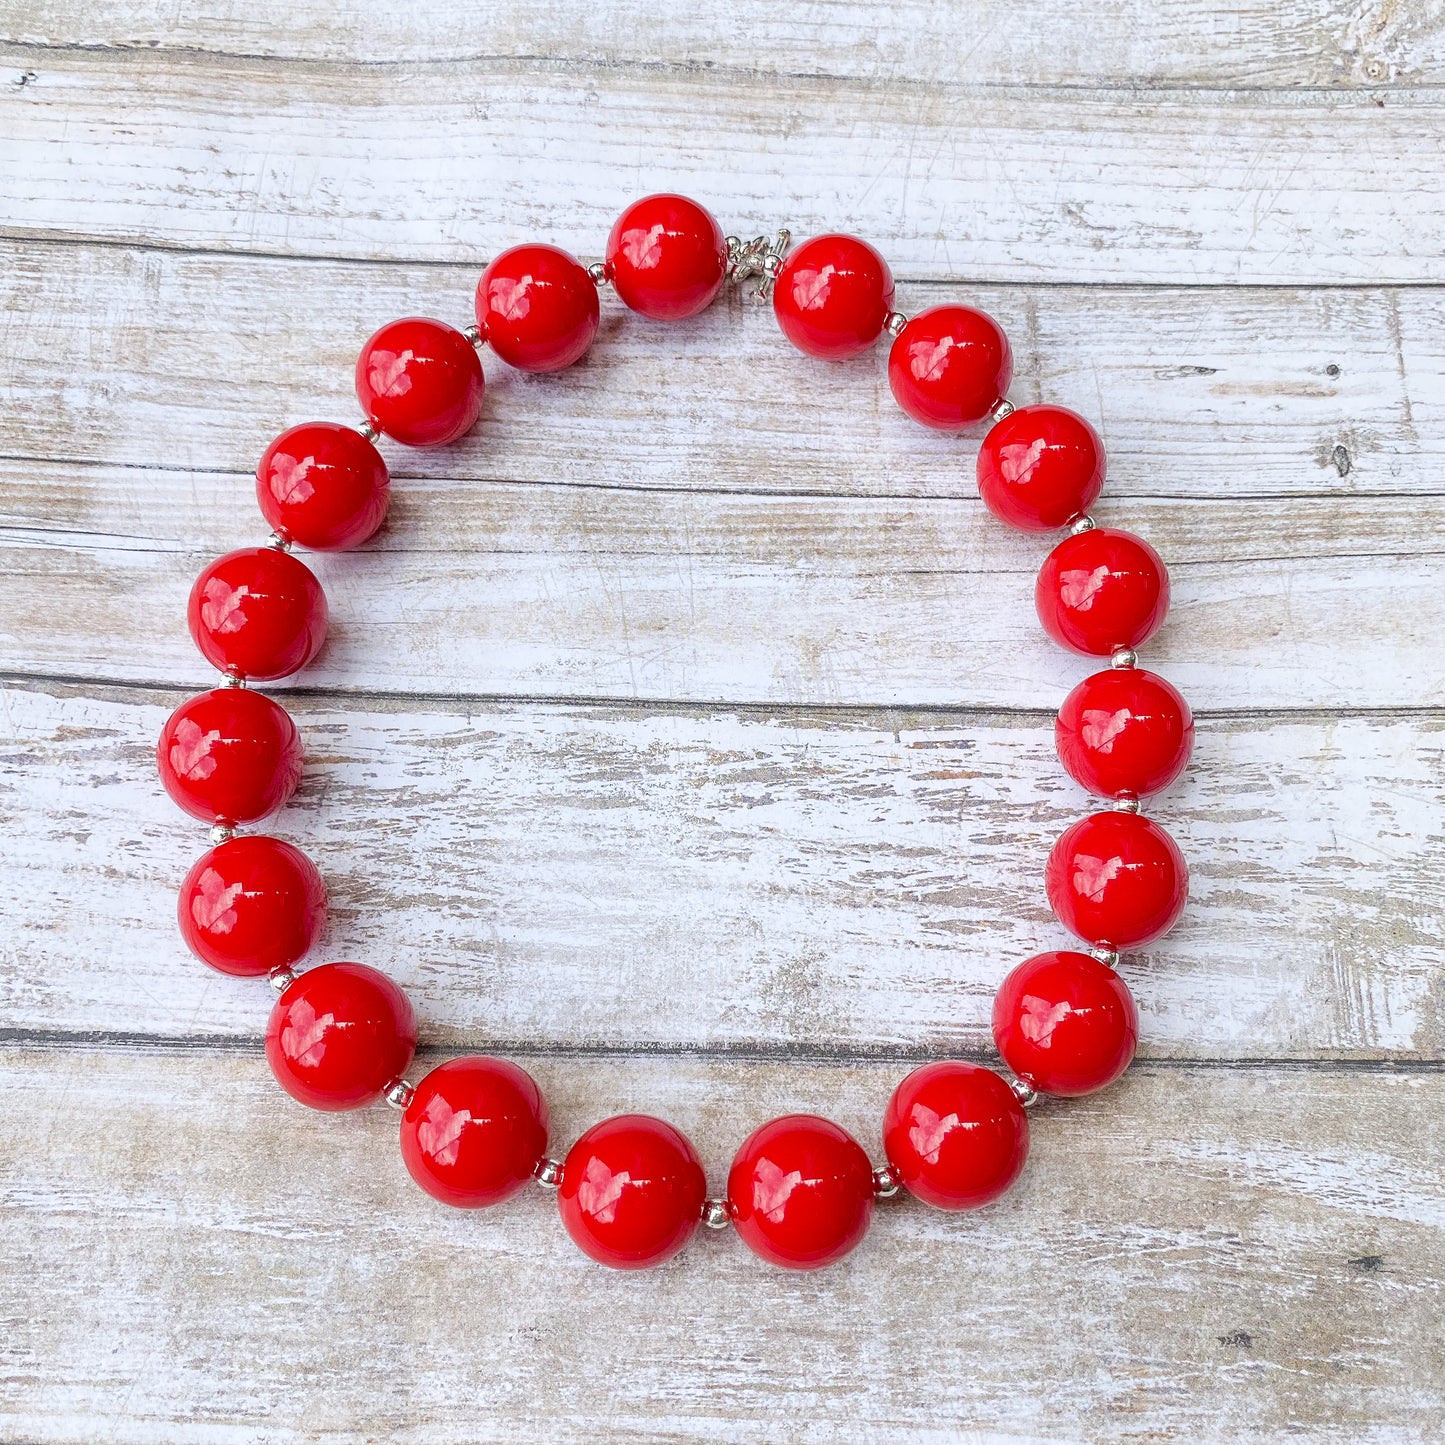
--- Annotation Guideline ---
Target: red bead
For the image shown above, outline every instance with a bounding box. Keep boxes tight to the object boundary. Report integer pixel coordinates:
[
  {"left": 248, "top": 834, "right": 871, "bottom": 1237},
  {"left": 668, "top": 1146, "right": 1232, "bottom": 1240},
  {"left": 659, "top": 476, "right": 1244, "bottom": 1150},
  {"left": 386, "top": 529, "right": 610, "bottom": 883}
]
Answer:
[
  {"left": 993, "top": 951, "right": 1138, "bottom": 1097},
  {"left": 400, "top": 1057, "right": 548, "bottom": 1208},
  {"left": 557, "top": 1115, "right": 706, "bottom": 1270},
  {"left": 1036, "top": 528, "right": 1169, "bottom": 656},
  {"left": 177, "top": 835, "right": 326, "bottom": 977},
  {"left": 883, "top": 1062, "right": 1028, "bottom": 1211},
  {"left": 187, "top": 547, "right": 327, "bottom": 682},
  {"left": 1046, "top": 811, "right": 1188, "bottom": 949},
  {"left": 156, "top": 688, "right": 303, "bottom": 825},
  {"left": 605, "top": 194, "right": 728, "bottom": 321},
  {"left": 265, "top": 961, "right": 416, "bottom": 1112},
  {"left": 888, "top": 305, "right": 1012, "bottom": 429},
  {"left": 1057, "top": 668, "right": 1194, "bottom": 799},
  {"left": 727, "top": 1114, "right": 874, "bottom": 1271},
  {"left": 256, "top": 423, "right": 389, "bottom": 551},
  {"left": 476, "top": 244, "right": 599, "bottom": 373},
  {"left": 977, "top": 404, "right": 1105, "bottom": 531},
  {"left": 772, "top": 234, "right": 895, "bottom": 360},
  {"left": 355, "top": 317, "right": 484, "bottom": 447}
]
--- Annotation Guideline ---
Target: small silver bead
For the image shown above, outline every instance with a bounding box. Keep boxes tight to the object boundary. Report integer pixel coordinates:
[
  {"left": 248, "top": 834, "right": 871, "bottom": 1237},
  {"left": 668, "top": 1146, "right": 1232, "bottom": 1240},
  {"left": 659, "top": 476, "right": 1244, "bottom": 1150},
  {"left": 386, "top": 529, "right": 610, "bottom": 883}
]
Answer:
[
  {"left": 1092, "top": 947, "right": 1121, "bottom": 968},
  {"left": 384, "top": 1079, "right": 416, "bottom": 1111},
  {"left": 464, "top": 322, "right": 485, "bottom": 347},
  {"left": 534, "top": 1157, "right": 564, "bottom": 1190},
  {"left": 871, "top": 1164, "right": 902, "bottom": 1199},
  {"left": 265, "top": 531, "right": 292, "bottom": 552},
  {"left": 1068, "top": 514, "right": 1097, "bottom": 536},
  {"left": 883, "top": 311, "right": 908, "bottom": 338},
  {"left": 218, "top": 671, "right": 246, "bottom": 689},
  {"left": 990, "top": 398, "right": 1016, "bottom": 424},
  {"left": 702, "top": 1198, "right": 732, "bottom": 1229},
  {"left": 1008, "top": 1076, "right": 1040, "bottom": 1108},
  {"left": 209, "top": 823, "right": 237, "bottom": 845},
  {"left": 268, "top": 966, "right": 297, "bottom": 993},
  {"left": 586, "top": 261, "right": 610, "bottom": 286},
  {"left": 1111, "top": 646, "right": 1139, "bottom": 669},
  {"left": 1112, "top": 796, "right": 1143, "bottom": 814},
  {"left": 357, "top": 419, "right": 381, "bottom": 443}
]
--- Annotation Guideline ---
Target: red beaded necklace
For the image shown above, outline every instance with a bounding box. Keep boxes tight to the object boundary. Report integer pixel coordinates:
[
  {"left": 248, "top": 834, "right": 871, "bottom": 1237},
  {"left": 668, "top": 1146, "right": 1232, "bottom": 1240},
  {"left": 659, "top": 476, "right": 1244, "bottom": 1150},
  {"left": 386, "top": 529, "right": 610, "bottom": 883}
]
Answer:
[{"left": 159, "top": 193, "right": 1192, "bottom": 1272}]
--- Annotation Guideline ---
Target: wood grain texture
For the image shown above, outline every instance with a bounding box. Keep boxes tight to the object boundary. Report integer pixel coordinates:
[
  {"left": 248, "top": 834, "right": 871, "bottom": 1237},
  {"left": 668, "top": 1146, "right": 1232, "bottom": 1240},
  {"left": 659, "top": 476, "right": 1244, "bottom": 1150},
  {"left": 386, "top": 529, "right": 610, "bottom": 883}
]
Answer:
[
  {"left": 3, "top": 49, "right": 1445, "bottom": 281},
  {"left": 2, "top": 1045, "right": 1442, "bottom": 1444},
  {"left": 6, "top": 681, "right": 1443, "bottom": 1059},
  {"left": 5, "top": 0, "right": 1443, "bottom": 87}
]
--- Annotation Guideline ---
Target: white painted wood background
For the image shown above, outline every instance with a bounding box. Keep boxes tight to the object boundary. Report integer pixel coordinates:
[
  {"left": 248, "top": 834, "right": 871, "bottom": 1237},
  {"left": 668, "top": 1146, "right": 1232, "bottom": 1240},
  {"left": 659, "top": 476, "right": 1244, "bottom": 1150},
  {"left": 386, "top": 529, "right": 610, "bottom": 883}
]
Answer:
[{"left": 2, "top": 2, "right": 1444, "bottom": 1440}]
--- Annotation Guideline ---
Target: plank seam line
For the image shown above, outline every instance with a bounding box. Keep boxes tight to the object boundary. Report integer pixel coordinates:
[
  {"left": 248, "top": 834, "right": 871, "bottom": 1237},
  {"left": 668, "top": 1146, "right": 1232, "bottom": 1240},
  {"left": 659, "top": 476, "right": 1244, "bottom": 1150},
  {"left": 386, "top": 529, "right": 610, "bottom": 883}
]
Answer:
[
  {"left": 3, "top": 1028, "right": 1442, "bottom": 1071},
  {"left": 5, "top": 668, "right": 1442, "bottom": 723},
  {"left": 5, "top": 227, "right": 1445, "bottom": 291}
]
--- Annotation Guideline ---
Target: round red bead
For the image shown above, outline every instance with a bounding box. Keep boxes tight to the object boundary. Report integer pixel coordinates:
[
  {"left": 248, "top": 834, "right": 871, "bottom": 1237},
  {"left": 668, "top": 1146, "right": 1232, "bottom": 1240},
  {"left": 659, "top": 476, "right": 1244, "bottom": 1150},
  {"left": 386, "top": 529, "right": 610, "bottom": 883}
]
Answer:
[
  {"left": 557, "top": 1115, "right": 706, "bottom": 1270},
  {"left": 977, "top": 404, "right": 1105, "bottom": 531},
  {"left": 1036, "top": 528, "right": 1169, "bottom": 656},
  {"left": 187, "top": 547, "right": 327, "bottom": 682},
  {"left": 772, "top": 234, "right": 895, "bottom": 360},
  {"left": 265, "top": 961, "right": 416, "bottom": 1112},
  {"left": 993, "top": 951, "right": 1138, "bottom": 1096},
  {"left": 156, "top": 688, "right": 303, "bottom": 825},
  {"left": 882, "top": 1062, "right": 1028, "bottom": 1211},
  {"left": 177, "top": 835, "right": 326, "bottom": 977},
  {"left": 888, "top": 305, "right": 1013, "bottom": 429},
  {"left": 355, "top": 317, "right": 484, "bottom": 448},
  {"left": 1046, "top": 811, "right": 1189, "bottom": 949},
  {"left": 1056, "top": 668, "right": 1194, "bottom": 799},
  {"left": 400, "top": 1057, "right": 549, "bottom": 1209},
  {"left": 605, "top": 194, "right": 728, "bottom": 321},
  {"left": 727, "top": 1114, "right": 874, "bottom": 1271},
  {"left": 476, "top": 244, "right": 599, "bottom": 373},
  {"left": 256, "top": 422, "right": 390, "bottom": 551}
]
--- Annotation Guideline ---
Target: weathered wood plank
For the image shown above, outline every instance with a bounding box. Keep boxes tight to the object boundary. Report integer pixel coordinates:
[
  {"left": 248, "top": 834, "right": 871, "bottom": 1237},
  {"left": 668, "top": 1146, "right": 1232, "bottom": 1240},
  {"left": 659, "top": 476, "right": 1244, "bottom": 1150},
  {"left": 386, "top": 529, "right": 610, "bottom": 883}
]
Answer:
[
  {"left": 5, "top": 0, "right": 1442, "bottom": 87},
  {"left": 5, "top": 682, "right": 1442, "bottom": 1059},
  {"left": 2, "top": 1045, "right": 1441, "bottom": 1442},
  {"left": 5, "top": 458, "right": 1445, "bottom": 711},
  {"left": 3, "top": 52, "right": 1443, "bottom": 281}
]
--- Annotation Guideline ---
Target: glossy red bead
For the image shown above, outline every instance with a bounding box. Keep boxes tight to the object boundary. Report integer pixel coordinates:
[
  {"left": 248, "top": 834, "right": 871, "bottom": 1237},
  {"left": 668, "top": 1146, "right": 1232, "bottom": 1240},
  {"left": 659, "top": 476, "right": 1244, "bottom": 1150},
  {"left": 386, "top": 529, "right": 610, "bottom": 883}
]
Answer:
[
  {"left": 977, "top": 404, "right": 1105, "bottom": 531},
  {"left": 265, "top": 961, "right": 416, "bottom": 1112},
  {"left": 476, "top": 244, "right": 599, "bottom": 373},
  {"left": 1046, "top": 811, "right": 1189, "bottom": 949},
  {"left": 727, "top": 1114, "right": 874, "bottom": 1270},
  {"left": 992, "top": 950, "right": 1139, "bottom": 1097},
  {"left": 605, "top": 194, "right": 728, "bottom": 321},
  {"left": 187, "top": 547, "right": 327, "bottom": 682},
  {"left": 355, "top": 317, "right": 484, "bottom": 447},
  {"left": 888, "top": 305, "right": 1012, "bottom": 429},
  {"left": 1057, "top": 668, "right": 1194, "bottom": 799},
  {"left": 400, "top": 1057, "right": 549, "bottom": 1209},
  {"left": 156, "top": 688, "right": 303, "bottom": 825},
  {"left": 557, "top": 1115, "right": 706, "bottom": 1270},
  {"left": 882, "top": 1062, "right": 1028, "bottom": 1211},
  {"left": 772, "top": 234, "right": 895, "bottom": 360},
  {"left": 1036, "top": 527, "right": 1169, "bottom": 656},
  {"left": 177, "top": 835, "right": 326, "bottom": 977},
  {"left": 256, "top": 422, "right": 390, "bottom": 551}
]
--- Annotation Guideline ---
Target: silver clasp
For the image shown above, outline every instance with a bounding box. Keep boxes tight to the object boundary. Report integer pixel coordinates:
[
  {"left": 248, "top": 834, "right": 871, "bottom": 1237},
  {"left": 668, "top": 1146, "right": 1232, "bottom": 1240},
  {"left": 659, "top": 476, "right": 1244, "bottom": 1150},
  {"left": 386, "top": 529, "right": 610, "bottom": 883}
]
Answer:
[{"left": 726, "top": 228, "right": 791, "bottom": 301}]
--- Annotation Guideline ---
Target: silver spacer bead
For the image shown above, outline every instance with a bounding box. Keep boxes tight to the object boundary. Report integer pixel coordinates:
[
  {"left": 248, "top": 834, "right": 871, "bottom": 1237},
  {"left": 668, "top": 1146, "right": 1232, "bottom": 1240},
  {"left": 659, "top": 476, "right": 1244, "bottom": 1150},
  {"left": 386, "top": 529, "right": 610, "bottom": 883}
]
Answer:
[
  {"left": 1008, "top": 1076, "right": 1040, "bottom": 1108},
  {"left": 1111, "top": 646, "right": 1139, "bottom": 669},
  {"left": 1092, "top": 947, "right": 1122, "bottom": 968},
  {"left": 883, "top": 311, "right": 908, "bottom": 338},
  {"left": 1112, "top": 796, "right": 1143, "bottom": 814},
  {"left": 464, "top": 322, "right": 485, "bottom": 347},
  {"left": 586, "top": 261, "right": 610, "bottom": 286},
  {"left": 357, "top": 419, "right": 381, "bottom": 443},
  {"left": 265, "top": 530, "right": 292, "bottom": 552},
  {"left": 534, "top": 1157, "right": 564, "bottom": 1190},
  {"left": 1068, "top": 514, "right": 1097, "bottom": 536},
  {"left": 990, "top": 398, "right": 1016, "bottom": 423},
  {"left": 871, "top": 1164, "right": 902, "bottom": 1199},
  {"left": 702, "top": 1198, "right": 732, "bottom": 1230},
  {"left": 268, "top": 965, "right": 298, "bottom": 993},
  {"left": 218, "top": 671, "right": 246, "bottom": 689},
  {"left": 383, "top": 1078, "right": 416, "bottom": 1111},
  {"left": 209, "top": 823, "right": 237, "bottom": 845}
]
